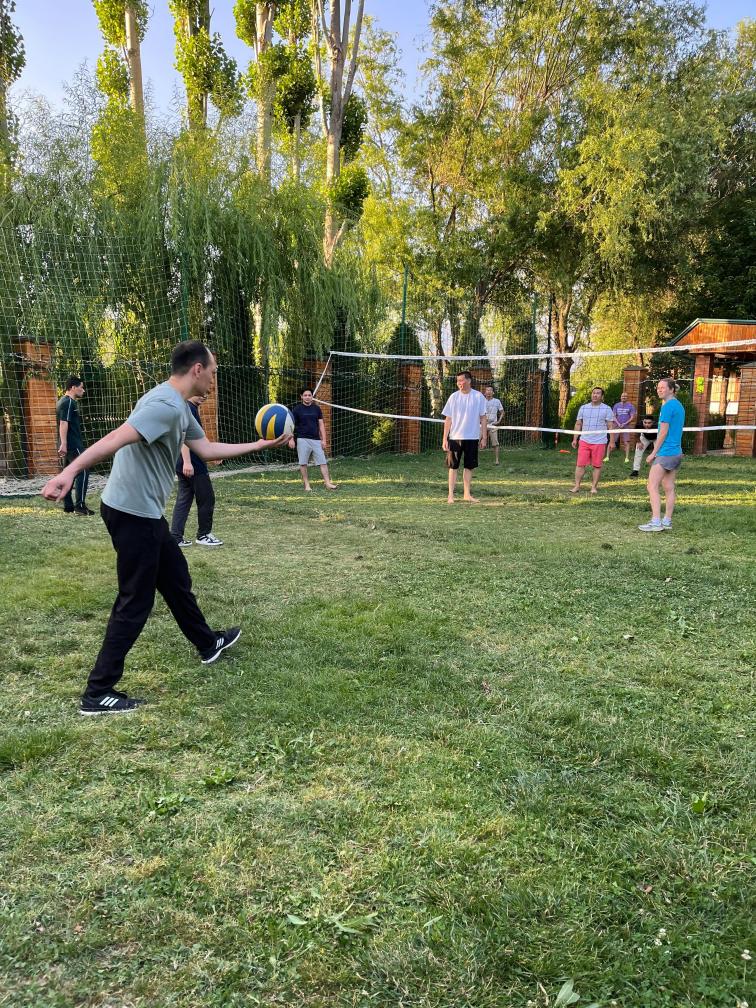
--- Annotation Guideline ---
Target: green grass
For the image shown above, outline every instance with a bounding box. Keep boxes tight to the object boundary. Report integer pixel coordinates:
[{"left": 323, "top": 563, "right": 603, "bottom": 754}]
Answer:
[{"left": 0, "top": 449, "right": 754, "bottom": 1008}]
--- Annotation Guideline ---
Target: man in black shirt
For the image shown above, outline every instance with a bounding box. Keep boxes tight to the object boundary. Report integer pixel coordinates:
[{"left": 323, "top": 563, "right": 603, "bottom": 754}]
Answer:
[
  {"left": 170, "top": 394, "right": 222, "bottom": 546},
  {"left": 630, "top": 415, "right": 658, "bottom": 476},
  {"left": 56, "top": 376, "right": 93, "bottom": 515},
  {"left": 288, "top": 388, "right": 337, "bottom": 492}
]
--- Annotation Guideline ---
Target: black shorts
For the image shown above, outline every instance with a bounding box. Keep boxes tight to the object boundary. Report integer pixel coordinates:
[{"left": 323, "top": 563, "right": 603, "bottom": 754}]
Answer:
[{"left": 447, "top": 438, "right": 479, "bottom": 470}]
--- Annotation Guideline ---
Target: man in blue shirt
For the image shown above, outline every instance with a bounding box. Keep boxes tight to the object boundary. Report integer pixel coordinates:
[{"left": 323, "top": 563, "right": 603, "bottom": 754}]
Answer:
[{"left": 638, "top": 377, "right": 685, "bottom": 532}]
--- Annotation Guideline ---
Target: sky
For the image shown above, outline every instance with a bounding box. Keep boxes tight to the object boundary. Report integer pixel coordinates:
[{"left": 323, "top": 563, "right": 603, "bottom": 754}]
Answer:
[{"left": 10, "top": 0, "right": 755, "bottom": 115}]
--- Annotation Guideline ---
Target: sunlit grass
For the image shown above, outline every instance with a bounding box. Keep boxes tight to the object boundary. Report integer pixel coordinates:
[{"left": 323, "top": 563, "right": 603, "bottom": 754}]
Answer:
[{"left": 0, "top": 449, "right": 753, "bottom": 1007}]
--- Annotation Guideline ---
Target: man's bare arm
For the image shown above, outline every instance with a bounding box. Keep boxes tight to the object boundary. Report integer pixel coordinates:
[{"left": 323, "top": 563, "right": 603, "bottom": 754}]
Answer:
[{"left": 187, "top": 432, "right": 291, "bottom": 461}]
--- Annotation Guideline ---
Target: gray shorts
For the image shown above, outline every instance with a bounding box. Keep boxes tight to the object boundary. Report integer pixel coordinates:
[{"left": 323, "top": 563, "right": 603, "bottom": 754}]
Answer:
[
  {"left": 487, "top": 427, "right": 499, "bottom": 446},
  {"left": 297, "top": 437, "right": 327, "bottom": 466},
  {"left": 652, "top": 454, "right": 683, "bottom": 471}
]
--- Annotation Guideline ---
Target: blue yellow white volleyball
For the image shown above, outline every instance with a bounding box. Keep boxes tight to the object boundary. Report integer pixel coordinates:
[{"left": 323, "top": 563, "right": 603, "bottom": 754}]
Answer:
[{"left": 255, "top": 403, "right": 294, "bottom": 439}]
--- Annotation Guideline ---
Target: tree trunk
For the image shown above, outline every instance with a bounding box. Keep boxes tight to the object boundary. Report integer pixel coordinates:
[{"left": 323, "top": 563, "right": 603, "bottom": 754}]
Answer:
[
  {"left": 175, "top": 0, "right": 210, "bottom": 132},
  {"left": 255, "top": 2, "right": 276, "bottom": 181},
  {"left": 124, "top": 2, "right": 145, "bottom": 128},
  {"left": 552, "top": 296, "right": 573, "bottom": 417},
  {"left": 317, "top": 0, "right": 365, "bottom": 266},
  {"left": 292, "top": 111, "right": 301, "bottom": 181},
  {"left": 0, "top": 80, "right": 9, "bottom": 195}
]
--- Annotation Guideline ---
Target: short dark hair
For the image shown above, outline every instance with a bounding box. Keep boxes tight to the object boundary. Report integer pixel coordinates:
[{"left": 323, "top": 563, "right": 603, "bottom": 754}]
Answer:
[
  {"left": 170, "top": 341, "right": 211, "bottom": 375},
  {"left": 591, "top": 386, "right": 605, "bottom": 396},
  {"left": 65, "top": 376, "right": 83, "bottom": 390},
  {"left": 642, "top": 414, "right": 655, "bottom": 422},
  {"left": 659, "top": 377, "right": 678, "bottom": 393},
  {"left": 457, "top": 370, "right": 473, "bottom": 381},
  {"left": 299, "top": 387, "right": 314, "bottom": 396}
]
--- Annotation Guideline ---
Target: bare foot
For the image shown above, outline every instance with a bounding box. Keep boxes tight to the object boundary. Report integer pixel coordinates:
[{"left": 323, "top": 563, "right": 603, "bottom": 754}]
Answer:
[
  {"left": 325, "top": 483, "right": 338, "bottom": 490},
  {"left": 463, "top": 496, "right": 480, "bottom": 504},
  {"left": 590, "top": 487, "right": 598, "bottom": 495},
  {"left": 569, "top": 486, "right": 580, "bottom": 494},
  {"left": 447, "top": 497, "right": 455, "bottom": 505},
  {"left": 304, "top": 485, "right": 312, "bottom": 492}
]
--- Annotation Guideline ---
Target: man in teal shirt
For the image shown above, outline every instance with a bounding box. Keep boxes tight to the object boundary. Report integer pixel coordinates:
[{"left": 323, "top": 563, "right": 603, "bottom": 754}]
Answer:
[
  {"left": 43, "top": 341, "right": 289, "bottom": 715},
  {"left": 638, "top": 377, "right": 685, "bottom": 532}
]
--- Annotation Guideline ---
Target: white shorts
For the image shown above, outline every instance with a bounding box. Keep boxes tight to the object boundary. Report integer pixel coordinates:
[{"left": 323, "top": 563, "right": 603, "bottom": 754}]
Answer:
[{"left": 297, "top": 437, "right": 327, "bottom": 466}]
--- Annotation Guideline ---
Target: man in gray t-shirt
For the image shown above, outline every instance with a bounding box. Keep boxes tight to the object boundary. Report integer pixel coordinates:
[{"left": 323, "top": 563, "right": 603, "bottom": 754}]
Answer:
[{"left": 42, "top": 341, "right": 289, "bottom": 716}]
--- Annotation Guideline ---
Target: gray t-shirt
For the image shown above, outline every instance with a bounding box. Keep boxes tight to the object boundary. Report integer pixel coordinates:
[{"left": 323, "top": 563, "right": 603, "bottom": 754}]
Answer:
[{"left": 101, "top": 382, "right": 204, "bottom": 518}]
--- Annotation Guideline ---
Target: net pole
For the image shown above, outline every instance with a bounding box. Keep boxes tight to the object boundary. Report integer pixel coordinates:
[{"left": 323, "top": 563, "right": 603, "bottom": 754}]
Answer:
[
  {"left": 543, "top": 294, "right": 554, "bottom": 448},
  {"left": 400, "top": 265, "right": 409, "bottom": 353}
]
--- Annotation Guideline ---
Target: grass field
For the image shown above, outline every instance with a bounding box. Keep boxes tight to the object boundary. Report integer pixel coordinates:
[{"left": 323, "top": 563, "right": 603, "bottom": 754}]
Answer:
[{"left": 0, "top": 449, "right": 754, "bottom": 1008}]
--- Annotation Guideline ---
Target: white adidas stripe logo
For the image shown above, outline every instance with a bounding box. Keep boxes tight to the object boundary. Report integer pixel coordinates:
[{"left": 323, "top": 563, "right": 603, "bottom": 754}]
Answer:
[{"left": 100, "top": 696, "right": 120, "bottom": 707}]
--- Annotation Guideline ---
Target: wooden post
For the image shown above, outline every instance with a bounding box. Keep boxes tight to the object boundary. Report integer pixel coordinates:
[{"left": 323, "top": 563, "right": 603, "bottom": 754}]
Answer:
[
  {"left": 525, "top": 370, "right": 543, "bottom": 442},
  {"left": 306, "top": 357, "right": 332, "bottom": 448},
  {"left": 734, "top": 363, "right": 756, "bottom": 458},
  {"left": 691, "top": 354, "right": 715, "bottom": 456},
  {"left": 396, "top": 362, "right": 422, "bottom": 453},
  {"left": 16, "top": 340, "right": 59, "bottom": 476},
  {"left": 198, "top": 385, "right": 219, "bottom": 443},
  {"left": 622, "top": 365, "right": 649, "bottom": 454}
]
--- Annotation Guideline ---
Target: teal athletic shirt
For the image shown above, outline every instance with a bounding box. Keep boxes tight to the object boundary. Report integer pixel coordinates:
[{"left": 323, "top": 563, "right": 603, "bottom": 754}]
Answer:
[
  {"left": 101, "top": 382, "right": 204, "bottom": 519},
  {"left": 658, "top": 398, "right": 685, "bottom": 456}
]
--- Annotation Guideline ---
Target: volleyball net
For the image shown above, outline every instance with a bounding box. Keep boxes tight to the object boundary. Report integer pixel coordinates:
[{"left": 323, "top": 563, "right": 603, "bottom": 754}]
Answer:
[{"left": 1, "top": 225, "right": 754, "bottom": 493}]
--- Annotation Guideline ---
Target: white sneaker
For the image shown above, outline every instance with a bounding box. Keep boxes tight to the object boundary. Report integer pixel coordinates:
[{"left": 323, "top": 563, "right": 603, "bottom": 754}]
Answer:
[
  {"left": 196, "top": 533, "right": 223, "bottom": 546},
  {"left": 638, "top": 520, "right": 664, "bottom": 532},
  {"left": 661, "top": 517, "right": 672, "bottom": 530},
  {"left": 177, "top": 538, "right": 192, "bottom": 547}
]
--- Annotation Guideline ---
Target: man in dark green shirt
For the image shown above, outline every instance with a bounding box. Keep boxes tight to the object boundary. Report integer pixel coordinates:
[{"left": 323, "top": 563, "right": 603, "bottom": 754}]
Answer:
[{"left": 56, "top": 376, "right": 92, "bottom": 515}]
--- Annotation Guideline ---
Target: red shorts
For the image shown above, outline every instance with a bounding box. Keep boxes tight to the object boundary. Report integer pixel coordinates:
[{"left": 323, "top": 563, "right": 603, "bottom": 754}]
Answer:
[{"left": 577, "top": 441, "right": 606, "bottom": 468}]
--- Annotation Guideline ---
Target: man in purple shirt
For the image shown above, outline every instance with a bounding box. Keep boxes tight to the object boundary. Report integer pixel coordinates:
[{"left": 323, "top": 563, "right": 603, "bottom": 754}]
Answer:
[{"left": 609, "top": 392, "right": 637, "bottom": 463}]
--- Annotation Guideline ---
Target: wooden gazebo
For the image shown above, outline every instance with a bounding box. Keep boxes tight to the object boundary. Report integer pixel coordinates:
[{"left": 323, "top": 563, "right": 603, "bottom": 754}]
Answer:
[{"left": 670, "top": 319, "right": 756, "bottom": 457}]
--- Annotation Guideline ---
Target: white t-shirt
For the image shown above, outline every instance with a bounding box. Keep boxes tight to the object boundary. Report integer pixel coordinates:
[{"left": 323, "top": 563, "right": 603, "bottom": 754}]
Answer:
[
  {"left": 442, "top": 389, "right": 488, "bottom": 440},
  {"left": 485, "top": 397, "right": 503, "bottom": 424},
  {"left": 576, "top": 402, "right": 615, "bottom": 445}
]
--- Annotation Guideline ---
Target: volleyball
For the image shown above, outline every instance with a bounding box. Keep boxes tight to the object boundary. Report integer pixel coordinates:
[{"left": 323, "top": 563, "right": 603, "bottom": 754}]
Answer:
[{"left": 255, "top": 403, "right": 294, "bottom": 439}]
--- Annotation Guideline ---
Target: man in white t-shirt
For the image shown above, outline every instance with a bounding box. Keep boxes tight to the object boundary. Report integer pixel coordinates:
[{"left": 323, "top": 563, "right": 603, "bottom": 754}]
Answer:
[
  {"left": 570, "top": 386, "right": 617, "bottom": 494},
  {"left": 442, "top": 371, "right": 488, "bottom": 503},
  {"left": 483, "top": 385, "right": 503, "bottom": 465}
]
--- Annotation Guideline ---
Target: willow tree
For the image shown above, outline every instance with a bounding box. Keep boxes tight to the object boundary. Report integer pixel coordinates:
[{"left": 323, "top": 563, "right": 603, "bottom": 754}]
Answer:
[
  {"left": 170, "top": 0, "right": 243, "bottom": 132},
  {"left": 311, "top": 0, "right": 368, "bottom": 265},
  {"left": 0, "top": 0, "right": 25, "bottom": 196}
]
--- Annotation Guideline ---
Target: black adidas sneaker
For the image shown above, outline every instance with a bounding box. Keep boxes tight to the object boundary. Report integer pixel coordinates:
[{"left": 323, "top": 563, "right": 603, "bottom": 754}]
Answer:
[
  {"left": 80, "top": 690, "right": 145, "bottom": 716},
  {"left": 200, "top": 627, "right": 242, "bottom": 664}
]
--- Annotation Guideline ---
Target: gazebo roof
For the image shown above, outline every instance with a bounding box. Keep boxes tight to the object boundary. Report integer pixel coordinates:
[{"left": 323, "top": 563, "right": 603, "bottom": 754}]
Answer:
[{"left": 670, "top": 318, "right": 756, "bottom": 352}]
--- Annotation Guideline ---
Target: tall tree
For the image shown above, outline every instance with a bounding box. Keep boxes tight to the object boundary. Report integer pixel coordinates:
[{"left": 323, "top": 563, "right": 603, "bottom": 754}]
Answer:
[
  {"left": 92, "top": 1, "right": 148, "bottom": 125},
  {"left": 311, "top": 0, "right": 368, "bottom": 264},
  {"left": 664, "top": 18, "right": 756, "bottom": 329},
  {"left": 0, "top": 0, "right": 25, "bottom": 196},
  {"left": 235, "top": 0, "right": 317, "bottom": 182},
  {"left": 91, "top": 1, "right": 150, "bottom": 205},
  {"left": 170, "top": 0, "right": 243, "bottom": 132},
  {"left": 235, "top": 0, "right": 278, "bottom": 180}
]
